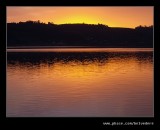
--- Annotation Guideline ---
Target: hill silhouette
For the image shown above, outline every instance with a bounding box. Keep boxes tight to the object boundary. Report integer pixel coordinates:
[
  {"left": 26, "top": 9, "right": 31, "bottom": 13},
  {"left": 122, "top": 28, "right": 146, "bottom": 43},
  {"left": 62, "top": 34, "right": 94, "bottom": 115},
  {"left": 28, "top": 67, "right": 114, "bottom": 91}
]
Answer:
[{"left": 7, "top": 21, "right": 153, "bottom": 48}]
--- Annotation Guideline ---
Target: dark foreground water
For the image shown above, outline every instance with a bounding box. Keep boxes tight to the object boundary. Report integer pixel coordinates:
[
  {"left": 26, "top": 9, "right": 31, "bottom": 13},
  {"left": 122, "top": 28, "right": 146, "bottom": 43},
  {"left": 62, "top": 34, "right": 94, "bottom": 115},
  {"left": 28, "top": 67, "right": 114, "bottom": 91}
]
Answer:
[{"left": 7, "top": 48, "right": 153, "bottom": 117}]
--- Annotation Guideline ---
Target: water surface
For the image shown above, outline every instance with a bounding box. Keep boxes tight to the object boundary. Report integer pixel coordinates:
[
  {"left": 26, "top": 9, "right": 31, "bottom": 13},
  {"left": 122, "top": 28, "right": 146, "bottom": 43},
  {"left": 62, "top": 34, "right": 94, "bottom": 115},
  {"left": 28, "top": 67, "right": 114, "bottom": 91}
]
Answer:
[{"left": 7, "top": 48, "right": 153, "bottom": 117}]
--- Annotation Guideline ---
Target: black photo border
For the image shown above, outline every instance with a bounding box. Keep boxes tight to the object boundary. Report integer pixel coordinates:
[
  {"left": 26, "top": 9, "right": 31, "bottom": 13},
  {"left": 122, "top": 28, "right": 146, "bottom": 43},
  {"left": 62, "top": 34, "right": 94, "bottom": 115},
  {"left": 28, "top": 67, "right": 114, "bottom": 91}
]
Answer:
[{"left": 0, "top": 0, "right": 159, "bottom": 128}]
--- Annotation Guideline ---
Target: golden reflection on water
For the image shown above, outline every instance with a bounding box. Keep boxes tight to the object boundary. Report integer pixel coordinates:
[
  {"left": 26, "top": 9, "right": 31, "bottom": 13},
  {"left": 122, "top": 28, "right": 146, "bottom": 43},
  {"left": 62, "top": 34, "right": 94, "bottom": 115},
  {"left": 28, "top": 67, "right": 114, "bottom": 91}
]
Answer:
[
  {"left": 7, "top": 49, "right": 153, "bottom": 117},
  {"left": 7, "top": 48, "right": 153, "bottom": 52}
]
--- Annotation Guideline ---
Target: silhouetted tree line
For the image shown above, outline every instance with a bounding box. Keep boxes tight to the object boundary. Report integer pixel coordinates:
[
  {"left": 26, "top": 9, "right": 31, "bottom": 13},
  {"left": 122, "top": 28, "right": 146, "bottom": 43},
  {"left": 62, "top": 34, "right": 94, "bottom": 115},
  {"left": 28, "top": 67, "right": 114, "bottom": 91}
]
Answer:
[{"left": 7, "top": 21, "right": 153, "bottom": 47}]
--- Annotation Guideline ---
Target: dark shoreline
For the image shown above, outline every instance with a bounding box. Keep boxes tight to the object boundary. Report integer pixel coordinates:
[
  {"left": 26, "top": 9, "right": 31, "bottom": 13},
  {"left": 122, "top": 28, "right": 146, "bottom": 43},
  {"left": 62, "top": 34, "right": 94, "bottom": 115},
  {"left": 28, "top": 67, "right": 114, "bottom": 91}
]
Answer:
[{"left": 7, "top": 46, "right": 153, "bottom": 49}]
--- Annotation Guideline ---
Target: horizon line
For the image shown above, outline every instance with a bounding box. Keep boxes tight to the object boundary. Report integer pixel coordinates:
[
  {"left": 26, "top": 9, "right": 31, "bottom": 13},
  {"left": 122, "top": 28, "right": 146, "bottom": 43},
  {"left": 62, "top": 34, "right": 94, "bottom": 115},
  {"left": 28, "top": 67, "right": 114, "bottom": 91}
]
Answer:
[{"left": 7, "top": 20, "right": 153, "bottom": 29}]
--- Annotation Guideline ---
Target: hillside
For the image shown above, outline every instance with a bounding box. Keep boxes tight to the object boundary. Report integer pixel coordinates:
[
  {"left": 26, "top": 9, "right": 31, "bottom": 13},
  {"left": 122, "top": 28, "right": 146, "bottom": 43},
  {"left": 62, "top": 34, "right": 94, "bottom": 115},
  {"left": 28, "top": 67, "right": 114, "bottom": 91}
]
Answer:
[{"left": 7, "top": 21, "right": 153, "bottom": 48}]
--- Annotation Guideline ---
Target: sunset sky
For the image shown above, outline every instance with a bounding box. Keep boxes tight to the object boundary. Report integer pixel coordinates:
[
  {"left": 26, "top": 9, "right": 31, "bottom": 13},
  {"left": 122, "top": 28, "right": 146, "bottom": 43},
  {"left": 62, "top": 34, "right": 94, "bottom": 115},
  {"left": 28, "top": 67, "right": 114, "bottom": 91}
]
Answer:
[{"left": 7, "top": 7, "right": 153, "bottom": 28}]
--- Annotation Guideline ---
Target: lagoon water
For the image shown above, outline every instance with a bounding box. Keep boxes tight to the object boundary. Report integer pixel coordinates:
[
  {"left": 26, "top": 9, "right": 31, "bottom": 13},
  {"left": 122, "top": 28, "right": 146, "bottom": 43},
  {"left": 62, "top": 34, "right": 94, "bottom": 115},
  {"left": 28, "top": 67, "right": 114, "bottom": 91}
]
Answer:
[{"left": 7, "top": 48, "right": 153, "bottom": 117}]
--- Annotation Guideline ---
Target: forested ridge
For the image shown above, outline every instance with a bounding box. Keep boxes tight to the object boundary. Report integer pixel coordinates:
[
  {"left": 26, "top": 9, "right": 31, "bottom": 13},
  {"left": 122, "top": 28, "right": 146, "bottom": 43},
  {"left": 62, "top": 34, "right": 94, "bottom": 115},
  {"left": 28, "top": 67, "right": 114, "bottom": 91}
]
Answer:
[{"left": 7, "top": 21, "right": 153, "bottom": 47}]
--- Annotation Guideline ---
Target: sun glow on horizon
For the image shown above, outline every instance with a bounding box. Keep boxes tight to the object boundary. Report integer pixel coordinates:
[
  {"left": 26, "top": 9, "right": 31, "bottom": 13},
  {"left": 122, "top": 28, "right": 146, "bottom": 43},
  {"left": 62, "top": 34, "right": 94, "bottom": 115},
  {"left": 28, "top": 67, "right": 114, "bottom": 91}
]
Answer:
[
  {"left": 59, "top": 15, "right": 98, "bottom": 25},
  {"left": 7, "top": 7, "right": 153, "bottom": 28}
]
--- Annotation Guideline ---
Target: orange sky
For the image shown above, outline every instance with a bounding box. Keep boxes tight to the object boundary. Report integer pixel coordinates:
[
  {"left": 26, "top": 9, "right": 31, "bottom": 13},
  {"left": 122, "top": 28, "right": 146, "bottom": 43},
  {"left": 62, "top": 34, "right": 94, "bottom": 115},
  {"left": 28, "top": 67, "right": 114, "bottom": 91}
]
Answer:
[{"left": 7, "top": 7, "right": 153, "bottom": 28}]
